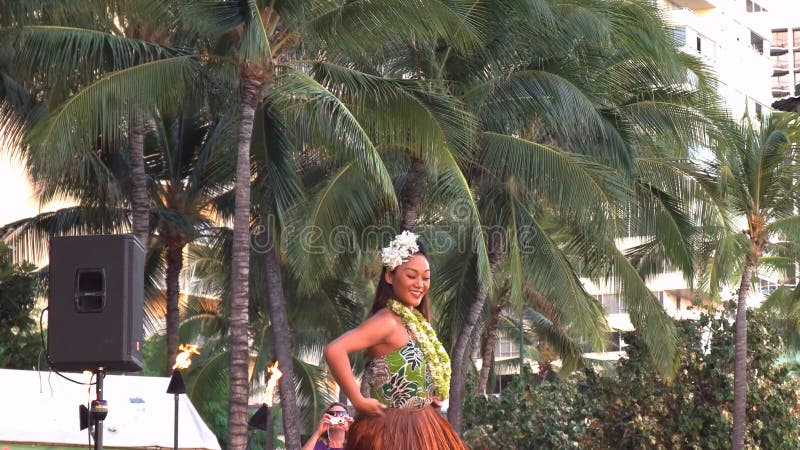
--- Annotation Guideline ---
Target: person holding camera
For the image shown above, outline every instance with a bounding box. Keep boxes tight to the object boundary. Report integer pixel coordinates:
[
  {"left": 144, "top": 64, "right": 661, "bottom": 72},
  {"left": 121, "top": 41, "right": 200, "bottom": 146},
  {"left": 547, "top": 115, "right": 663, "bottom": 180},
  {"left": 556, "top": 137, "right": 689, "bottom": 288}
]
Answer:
[{"left": 301, "top": 402, "right": 353, "bottom": 450}]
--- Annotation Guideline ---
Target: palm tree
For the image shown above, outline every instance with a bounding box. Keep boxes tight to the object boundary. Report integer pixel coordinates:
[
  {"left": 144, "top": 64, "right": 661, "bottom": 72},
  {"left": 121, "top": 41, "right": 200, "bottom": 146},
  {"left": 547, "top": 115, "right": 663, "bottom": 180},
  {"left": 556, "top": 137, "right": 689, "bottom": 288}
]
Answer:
[
  {"left": 700, "top": 112, "right": 800, "bottom": 450},
  {"left": 0, "top": 1, "right": 201, "bottom": 250},
  {"left": 178, "top": 235, "right": 371, "bottom": 445},
  {"left": 0, "top": 0, "right": 207, "bottom": 371},
  {"left": 148, "top": 104, "right": 236, "bottom": 371},
  {"left": 178, "top": 2, "right": 485, "bottom": 446},
  {"left": 5, "top": 1, "right": 481, "bottom": 445},
  {"left": 281, "top": 0, "right": 725, "bottom": 432},
  {"left": 0, "top": 95, "right": 236, "bottom": 373}
]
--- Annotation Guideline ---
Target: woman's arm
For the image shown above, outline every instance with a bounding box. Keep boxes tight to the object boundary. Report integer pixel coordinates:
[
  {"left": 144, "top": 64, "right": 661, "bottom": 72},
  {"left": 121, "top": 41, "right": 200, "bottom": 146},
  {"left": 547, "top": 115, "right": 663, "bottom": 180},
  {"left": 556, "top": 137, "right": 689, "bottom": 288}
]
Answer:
[{"left": 324, "top": 311, "right": 396, "bottom": 415}]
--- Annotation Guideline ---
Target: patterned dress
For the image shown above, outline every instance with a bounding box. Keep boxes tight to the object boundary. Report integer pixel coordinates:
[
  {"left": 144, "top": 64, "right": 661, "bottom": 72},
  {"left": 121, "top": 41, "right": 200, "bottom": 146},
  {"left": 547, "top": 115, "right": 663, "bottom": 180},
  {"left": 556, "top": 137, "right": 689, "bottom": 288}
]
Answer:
[{"left": 360, "top": 325, "right": 436, "bottom": 409}]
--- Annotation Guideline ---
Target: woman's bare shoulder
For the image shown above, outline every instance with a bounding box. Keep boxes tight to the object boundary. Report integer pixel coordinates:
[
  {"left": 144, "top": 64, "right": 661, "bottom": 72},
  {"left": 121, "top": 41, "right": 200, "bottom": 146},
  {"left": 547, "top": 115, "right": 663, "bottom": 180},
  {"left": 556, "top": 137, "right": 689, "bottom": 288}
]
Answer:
[{"left": 366, "top": 307, "right": 403, "bottom": 327}]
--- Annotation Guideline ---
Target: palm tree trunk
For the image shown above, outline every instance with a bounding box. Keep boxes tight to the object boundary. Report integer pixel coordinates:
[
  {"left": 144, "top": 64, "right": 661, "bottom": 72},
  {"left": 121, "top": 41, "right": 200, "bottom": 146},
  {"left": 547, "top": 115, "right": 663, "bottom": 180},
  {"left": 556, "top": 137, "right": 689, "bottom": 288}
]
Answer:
[
  {"left": 400, "top": 156, "right": 427, "bottom": 231},
  {"left": 447, "top": 249, "right": 500, "bottom": 434},
  {"left": 732, "top": 256, "right": 756, "bottom": 450},
  {"left": 228, "top": 74, "right": 261, "bottom": 450},
  {"left": 165, "top": 240, "right": 183, "bottom": 374},
  {"left": 476, "top": 301, "right": 502, "bottom": 395},
  {"left": 262, "top": 226, "right": 302, "bottom": 450},
  {"left": 129, "top": 114, "right": 149, "bottom": 248}
]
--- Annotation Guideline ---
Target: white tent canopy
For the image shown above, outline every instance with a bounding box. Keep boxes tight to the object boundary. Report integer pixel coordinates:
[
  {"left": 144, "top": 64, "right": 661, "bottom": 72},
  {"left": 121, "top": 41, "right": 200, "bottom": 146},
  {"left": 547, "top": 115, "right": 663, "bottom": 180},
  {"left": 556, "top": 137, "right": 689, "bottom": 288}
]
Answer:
[{"left": 0, "top": 368, "right": 221, "bottom": 450}]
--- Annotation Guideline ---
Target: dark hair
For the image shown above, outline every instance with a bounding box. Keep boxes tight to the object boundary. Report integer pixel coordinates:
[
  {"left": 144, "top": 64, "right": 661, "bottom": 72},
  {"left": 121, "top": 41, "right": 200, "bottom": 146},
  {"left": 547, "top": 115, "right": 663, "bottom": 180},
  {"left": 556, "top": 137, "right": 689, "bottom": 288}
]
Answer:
[{"left": 369, "top": 241, "right": 430, "bottom": 321}]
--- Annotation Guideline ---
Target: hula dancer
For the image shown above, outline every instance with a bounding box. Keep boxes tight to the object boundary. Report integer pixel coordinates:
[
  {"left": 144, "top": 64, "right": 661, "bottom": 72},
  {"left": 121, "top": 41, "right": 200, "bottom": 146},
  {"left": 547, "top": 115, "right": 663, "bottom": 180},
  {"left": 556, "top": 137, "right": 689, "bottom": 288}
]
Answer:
[{"left": 324, "top": 231, "right": 467, "bottom": 450}]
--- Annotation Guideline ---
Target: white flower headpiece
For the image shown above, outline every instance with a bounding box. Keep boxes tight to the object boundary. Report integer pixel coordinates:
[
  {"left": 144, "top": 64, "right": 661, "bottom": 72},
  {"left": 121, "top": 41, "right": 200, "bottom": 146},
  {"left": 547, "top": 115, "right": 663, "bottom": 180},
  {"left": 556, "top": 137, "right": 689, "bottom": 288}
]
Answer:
[{"left": 380, "top": 230, "right": 420, "bottom": 271}]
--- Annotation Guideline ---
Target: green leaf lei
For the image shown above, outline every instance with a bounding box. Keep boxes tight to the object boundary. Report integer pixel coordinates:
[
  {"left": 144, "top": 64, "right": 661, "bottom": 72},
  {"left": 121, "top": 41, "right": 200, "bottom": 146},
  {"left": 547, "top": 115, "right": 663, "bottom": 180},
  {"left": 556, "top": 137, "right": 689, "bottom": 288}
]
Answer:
[{"left": 386, "top": 299, "right": 451, "bottom": 399}]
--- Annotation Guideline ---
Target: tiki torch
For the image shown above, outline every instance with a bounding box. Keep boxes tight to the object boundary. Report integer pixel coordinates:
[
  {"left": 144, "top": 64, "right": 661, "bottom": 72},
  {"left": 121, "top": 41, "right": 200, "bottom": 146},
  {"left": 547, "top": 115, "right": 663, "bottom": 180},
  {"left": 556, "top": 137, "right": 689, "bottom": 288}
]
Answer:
[
  {"left": 248, "top": 361, "right": 282, "bottom": 450},
  {"left": 166, "top": 344, "right": 200, "bottom": 450}
]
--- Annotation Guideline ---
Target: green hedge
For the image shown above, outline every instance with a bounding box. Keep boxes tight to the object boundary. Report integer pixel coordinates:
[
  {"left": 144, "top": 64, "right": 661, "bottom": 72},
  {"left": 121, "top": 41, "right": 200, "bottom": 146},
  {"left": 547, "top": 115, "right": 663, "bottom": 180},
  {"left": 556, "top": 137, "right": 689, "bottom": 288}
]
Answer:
[{"left": 464, "top": 304, "right": 800, "bottom": 449}]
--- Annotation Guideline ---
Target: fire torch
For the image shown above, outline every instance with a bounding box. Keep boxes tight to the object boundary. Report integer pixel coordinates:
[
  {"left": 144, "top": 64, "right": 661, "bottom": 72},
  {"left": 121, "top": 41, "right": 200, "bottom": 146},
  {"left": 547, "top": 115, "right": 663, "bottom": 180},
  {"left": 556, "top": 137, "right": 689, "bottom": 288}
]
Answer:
[
  {"left": 166, "top": 344, "right": 200, "bottom": 450},
  {"left": 248, "top": 361, "right": 283, "bottom": 450}
]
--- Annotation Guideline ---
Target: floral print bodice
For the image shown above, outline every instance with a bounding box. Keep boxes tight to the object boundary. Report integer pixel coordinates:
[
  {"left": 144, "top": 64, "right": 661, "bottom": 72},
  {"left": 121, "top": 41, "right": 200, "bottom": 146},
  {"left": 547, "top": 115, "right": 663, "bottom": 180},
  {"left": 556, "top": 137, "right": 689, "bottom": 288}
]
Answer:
[{"left": 360, "top": 325, "right": 436, "bottom": 409}]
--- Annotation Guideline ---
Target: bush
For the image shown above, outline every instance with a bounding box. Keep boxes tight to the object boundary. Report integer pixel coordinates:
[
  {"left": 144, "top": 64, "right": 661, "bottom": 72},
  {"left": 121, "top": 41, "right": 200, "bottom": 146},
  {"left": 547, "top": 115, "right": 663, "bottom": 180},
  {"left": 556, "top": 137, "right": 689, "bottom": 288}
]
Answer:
[
  {"left": 464, "top": 303, "right": 800, "bottom": 449},
  {"left": 0, "top": 243, "right": 42, "bottom": 369}
]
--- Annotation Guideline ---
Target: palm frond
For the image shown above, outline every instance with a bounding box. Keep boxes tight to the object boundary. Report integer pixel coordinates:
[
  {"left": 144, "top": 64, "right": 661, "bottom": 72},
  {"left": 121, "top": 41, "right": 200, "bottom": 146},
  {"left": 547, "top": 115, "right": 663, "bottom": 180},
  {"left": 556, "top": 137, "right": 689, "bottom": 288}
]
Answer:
[
  {"left": 304, "top": 0, "right": 484, "bottom": 55},
  {"left": 240, "top": 0, "right": 271, "bottom": 64},
  {"left": 25, "top": 55, "right": 201, "bottom": 187},
  {"left": 7, "top": 25, "right": 189, "bottom": 83},
  {"left": 309, "top": 60, "right": 474, "bottom": 160},
  {"left": 478, "top": 132, "right": 629, "bottom": 225},
  {"left": 571, "top": 232, "right": 679, "bottom": 377},
  {"left": 0, "top": 206, "right": 130, "bottom": 263},
  {"left": 270, "top": 67, "right": 397, "bottom": 206},
  {"left": 292, "top": 356, "right": 335, "bottom": 434},
  {"left": 285, "top": 163, "right": 388, "bottom": 293},
  {"left": 523, "top": 307, "right": 585, "bottom": 373}
]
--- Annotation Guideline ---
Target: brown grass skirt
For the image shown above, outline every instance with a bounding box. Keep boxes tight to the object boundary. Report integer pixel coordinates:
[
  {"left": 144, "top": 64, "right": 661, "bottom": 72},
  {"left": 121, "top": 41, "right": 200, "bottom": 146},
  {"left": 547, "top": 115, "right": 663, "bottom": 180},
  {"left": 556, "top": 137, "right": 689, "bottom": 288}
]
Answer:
[{"left": 345, "top": 406, "right": 469, "bottom": 450}]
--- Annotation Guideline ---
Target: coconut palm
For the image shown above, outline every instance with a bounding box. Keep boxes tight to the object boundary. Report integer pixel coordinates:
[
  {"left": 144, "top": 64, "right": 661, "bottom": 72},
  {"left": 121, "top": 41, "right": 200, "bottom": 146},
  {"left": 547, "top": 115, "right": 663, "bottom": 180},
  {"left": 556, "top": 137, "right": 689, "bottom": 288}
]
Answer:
[
  {"left": 699, "top": 112, "right": 800, "bottom": 450},
  {"left": 0, "top": 0, "right": 210, "bottom": 373},
  {"left": 409, "top": 0, "right": 727, "bottom": 429},
  {"left": 277, "top": 0, "right": 726, "bottom": 432},
  {"left": 3, "top": 1, "right": 481, "bottom": 445},
  {"left": 178, "top": 233, "right": 373, "bottom": 445},
  {"left": 0, "top": 95, "right": 236, "bottom": 373},
  {"left": 175, "top": 1, "right": 489, "bottom": 445},
  {"left": 0, "top": 1, "right": 201, "bottom": 249}
]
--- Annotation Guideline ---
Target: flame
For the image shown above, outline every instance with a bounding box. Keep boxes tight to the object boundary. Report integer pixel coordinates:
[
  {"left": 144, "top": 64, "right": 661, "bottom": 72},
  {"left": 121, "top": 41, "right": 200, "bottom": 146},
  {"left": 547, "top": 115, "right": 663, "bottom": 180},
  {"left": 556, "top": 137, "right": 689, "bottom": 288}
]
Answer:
[
  {"left": 264, "top": 361, "right": 283, "bottom": 407},
  {"left": 173, "top": 344, "right": 201, "bottom": 370}
]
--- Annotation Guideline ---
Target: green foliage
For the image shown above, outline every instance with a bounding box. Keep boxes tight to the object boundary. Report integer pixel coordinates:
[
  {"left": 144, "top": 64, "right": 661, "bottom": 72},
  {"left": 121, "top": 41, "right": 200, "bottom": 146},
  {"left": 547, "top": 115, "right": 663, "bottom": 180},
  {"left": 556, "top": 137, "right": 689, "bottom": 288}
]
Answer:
[
  {"left": 140, "top": 333, "right": 167, "bottom": 376},
  {"left": 0, "top": 243, "right": 41, "bottom": 369},
  {"left": 465, "top": 303, "right": 800, "bottom": 449}
]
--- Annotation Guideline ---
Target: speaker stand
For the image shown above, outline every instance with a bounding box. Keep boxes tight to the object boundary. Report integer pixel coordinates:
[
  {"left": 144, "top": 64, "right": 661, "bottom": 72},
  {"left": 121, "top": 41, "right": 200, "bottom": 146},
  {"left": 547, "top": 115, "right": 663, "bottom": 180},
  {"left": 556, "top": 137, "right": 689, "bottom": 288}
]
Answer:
[{"left": 90, "top": 368, "right": 108, "bottom": 450}]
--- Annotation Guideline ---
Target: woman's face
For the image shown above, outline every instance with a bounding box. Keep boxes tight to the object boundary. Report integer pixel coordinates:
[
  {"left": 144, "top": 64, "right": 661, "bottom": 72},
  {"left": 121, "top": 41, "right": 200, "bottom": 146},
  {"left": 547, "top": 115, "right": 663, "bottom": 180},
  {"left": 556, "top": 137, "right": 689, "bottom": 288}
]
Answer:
[
  {"left": 327, "top": 405, "right": 348, "bottom": 430},
  {"left": 385, "top": 253, "right": 430, "bottom": 309}
]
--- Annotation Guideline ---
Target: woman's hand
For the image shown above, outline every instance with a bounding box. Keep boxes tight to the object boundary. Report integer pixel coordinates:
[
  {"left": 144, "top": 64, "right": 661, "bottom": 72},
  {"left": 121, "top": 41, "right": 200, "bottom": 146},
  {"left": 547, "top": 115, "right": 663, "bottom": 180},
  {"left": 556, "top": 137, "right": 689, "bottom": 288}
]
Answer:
[
  {"left": 353, "top": 396, "right": 387, "bottom": 416},
  {"left": 314, "top": 413, "right": 333, "bottom": 435}
]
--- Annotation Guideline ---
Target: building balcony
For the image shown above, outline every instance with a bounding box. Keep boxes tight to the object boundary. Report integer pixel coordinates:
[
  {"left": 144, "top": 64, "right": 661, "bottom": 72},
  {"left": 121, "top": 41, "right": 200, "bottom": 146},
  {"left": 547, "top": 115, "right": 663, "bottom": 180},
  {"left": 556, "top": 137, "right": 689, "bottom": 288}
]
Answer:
[
  {"left": 772, "top": 46, "right": 789, "bottom": 56},
  {"left": 773, "top": 87, "right": 791, "bottom": 97},
  {"left": 774, "top": 68, "right": 790, "bottom": 76}
]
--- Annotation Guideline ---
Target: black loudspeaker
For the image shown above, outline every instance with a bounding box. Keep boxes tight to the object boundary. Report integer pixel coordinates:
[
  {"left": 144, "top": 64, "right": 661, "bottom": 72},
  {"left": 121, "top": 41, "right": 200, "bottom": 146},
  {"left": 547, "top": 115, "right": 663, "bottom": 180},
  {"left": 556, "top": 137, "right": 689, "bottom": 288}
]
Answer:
[{"left": 48, "top": 234, "right": 145, "bottom": 372}]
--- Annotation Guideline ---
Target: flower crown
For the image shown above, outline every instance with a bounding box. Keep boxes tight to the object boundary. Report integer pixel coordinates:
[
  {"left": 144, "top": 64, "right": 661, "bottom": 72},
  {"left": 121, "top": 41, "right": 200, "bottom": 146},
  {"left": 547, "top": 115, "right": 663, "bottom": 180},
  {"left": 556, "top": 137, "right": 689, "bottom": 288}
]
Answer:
[{"left": 380, "top": 230, "right": 420, "bottom": 271}]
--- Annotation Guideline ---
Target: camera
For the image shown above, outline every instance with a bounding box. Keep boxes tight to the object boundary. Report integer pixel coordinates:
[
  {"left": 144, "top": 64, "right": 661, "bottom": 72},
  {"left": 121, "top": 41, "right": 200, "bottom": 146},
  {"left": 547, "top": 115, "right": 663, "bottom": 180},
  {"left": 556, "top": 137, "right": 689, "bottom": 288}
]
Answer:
[{"left": 329, "top": 416, "right": 346, "bottom": 426}]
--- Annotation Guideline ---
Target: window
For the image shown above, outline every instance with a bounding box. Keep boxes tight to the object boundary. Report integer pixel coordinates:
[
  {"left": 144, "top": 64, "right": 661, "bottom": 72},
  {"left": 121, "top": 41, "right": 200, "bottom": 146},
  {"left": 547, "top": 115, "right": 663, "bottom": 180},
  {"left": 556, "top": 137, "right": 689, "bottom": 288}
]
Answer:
[
  {"left": 774, "top": 75, "right": 791, "bottom": 90},
  {"left": 773, "top": 54, "right": 788, "bottom": 69},
  {"left": 774, "top": 30, "right": 788, "bottom": 48},
  {"left": 670, "top": 26, "right": 686, "bottom": 47},
  {"left": 747, "top": 0, "right": 764, "bottom": 13},
  {"left": 609, "top": 332, "right": 622, "bottom": 352},
  {"left": 696, "top": 36, "right": 702, "bottom": 53},
  {"left": 794, "top": 29, "right": 800, "bottom": 48},
  {"left": 758, "top": 277, "right": 778, "bottom": 297},
  {"left": 751, "top": 32, "right": 765, "bottom": 55},
  {"left": 495, "top": 337, "right": 519, "bottom": 359},
  {"left": 598, "top": 294, "right": 626, "bottom": 314}
]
